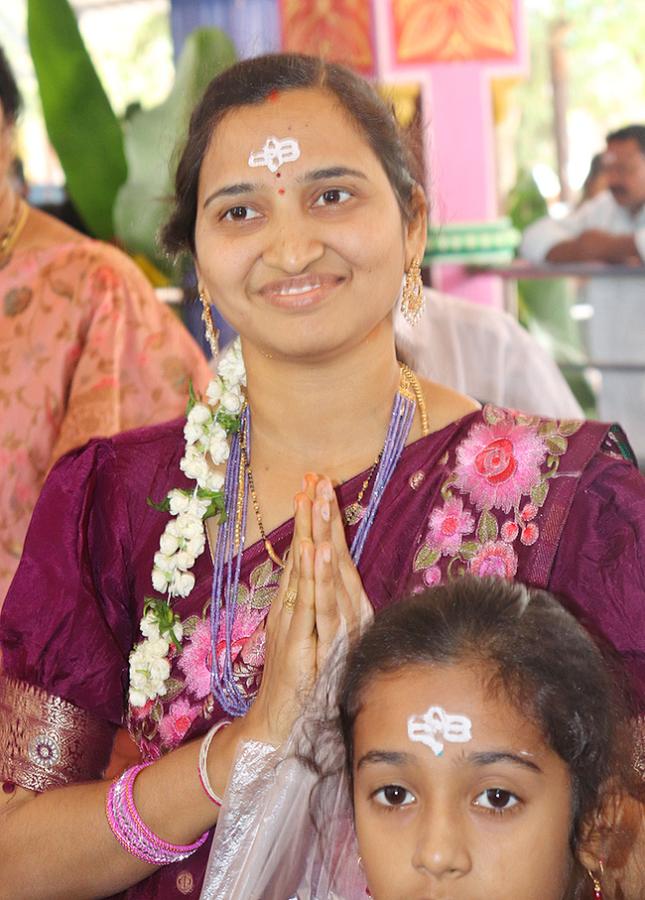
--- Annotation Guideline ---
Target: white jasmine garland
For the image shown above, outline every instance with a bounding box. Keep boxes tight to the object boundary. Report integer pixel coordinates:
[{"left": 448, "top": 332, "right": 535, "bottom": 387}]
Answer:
[{"left": 128, "top": 339, "right": 246, "bottom": 707}]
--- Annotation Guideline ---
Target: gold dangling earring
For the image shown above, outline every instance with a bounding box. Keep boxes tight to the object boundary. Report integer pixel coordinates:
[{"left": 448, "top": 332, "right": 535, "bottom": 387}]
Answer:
[
  {"left": 400, "top": 256, "right": 424, "bottom": 327},
  {"left": 587, "top": 860, "right": 604, "bottom": 899},
  {"left": 198, "top": 287, "right": 219, "bottom": 357}
]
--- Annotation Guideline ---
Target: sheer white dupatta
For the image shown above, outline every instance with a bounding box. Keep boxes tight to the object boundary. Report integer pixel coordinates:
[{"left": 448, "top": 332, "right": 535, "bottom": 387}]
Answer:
[{"left": 200, "top": 633, "right": 369, "bottom": 900}]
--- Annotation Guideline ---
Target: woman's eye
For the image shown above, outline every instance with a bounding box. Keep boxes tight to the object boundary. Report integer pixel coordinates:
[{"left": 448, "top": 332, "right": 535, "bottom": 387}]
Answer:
[
  {"left": 223, "top": 205, "right": 260, "bottom": 222},
  {"left": 313, "top": 188, "right": 352, "bottom": 207},
  {"left": 473, "top": 788, "right": 520, "bottom": 812},
  {"left": 373, "top": 784, "right": 416, "bottom": 808}
]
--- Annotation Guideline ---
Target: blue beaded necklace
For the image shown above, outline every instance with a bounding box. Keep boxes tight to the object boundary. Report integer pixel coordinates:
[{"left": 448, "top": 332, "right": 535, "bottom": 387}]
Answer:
[{"left": 209, "top": 365, "right": 425, "bottom": 716}]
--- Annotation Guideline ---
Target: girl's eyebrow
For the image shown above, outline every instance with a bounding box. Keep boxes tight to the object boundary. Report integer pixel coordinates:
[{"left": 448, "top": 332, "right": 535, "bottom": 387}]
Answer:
[
  {"left": 357, "top": 749, "right": 415, "bottom": 769},
  {"left": 467, "top": 751, "right": 543, "bottom": 773}
]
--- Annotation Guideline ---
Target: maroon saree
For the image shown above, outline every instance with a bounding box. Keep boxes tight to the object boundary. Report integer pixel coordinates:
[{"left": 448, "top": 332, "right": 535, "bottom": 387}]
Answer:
[{"left": 1, "top": 405, "right": 643, "bottom": 898}]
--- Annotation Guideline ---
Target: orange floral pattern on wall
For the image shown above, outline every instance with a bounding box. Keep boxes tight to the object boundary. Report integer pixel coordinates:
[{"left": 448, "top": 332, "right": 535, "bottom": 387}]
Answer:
[
  {"left": 393, "top": 0, "right": 516, "bottom": 64},
  {"left": 280, "top": 0, "right": 374, "bottom": 72}
]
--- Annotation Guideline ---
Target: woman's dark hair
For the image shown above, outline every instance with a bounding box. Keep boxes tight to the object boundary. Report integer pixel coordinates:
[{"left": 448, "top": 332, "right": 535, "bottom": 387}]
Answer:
[
  {"left": 162, "top": 53, "right": 421, "bottom": 256},
  {"left": 0, "top": 46, "right": 22, "bottom": 124},
  {"left": 339, "top": 577, "right": 639, "bottom": 848}
]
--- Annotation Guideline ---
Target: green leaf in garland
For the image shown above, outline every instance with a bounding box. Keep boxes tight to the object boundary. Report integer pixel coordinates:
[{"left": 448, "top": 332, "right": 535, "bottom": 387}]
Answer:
[
  {"left": 186, "top": 380, "right": 198, "bottom": 417},
  {"left": 216, "top": 410, "right": 242, "bottom": 434},
  {"left": 147, "top": 495, "right": 171, "bottom": 513},
  {"left": 477, "top": 510, "right": 498, "bottom": 544},
  {"left": 27, "top": 0, "right": 127, "bottom": 238},
  {"left": 413, "top": 544, "right": 441, "bottom": 572}
]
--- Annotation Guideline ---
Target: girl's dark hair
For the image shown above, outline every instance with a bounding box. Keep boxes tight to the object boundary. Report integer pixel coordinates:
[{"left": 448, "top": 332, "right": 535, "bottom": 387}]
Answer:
[
  {"left": 161, "top": 52, "right": 421, "bottom": 256},
  {"left": 0, "top": 46, "right": 22, "bottom": 124},
  {"left": 339, "top": 577, "right": 639, "bottom": 848}
]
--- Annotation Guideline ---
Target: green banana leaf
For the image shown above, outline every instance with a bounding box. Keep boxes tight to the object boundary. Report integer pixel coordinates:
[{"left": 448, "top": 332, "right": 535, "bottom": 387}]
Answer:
[
  {"left": 27, "top": 0, "right": 127, "bottom": 239},
  {"left": 114, "top": 27, "right": 237, "bottom": 279}
]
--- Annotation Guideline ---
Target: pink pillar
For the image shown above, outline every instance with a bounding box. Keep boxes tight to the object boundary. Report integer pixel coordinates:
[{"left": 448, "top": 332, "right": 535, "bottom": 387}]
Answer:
[{"left": 374, "top": 0, "right": 527, "bottom": 308}]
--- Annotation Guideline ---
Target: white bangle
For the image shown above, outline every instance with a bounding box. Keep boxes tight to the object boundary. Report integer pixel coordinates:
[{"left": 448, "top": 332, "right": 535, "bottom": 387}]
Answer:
[{"left": 198, "top": 718, "right": 232, "bottom": 806}]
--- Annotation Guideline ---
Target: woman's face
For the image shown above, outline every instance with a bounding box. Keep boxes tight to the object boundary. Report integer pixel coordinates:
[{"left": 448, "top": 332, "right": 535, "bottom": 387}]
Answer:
[
  {"left": 352, "top": 662, "right": 576, "bottom": 900},
  {"left": 194, "top": 87, "right": 426, "bottom": 363}
]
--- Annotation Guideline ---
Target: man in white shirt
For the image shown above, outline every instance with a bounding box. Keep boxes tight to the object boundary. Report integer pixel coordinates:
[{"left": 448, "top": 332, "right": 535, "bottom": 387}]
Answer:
[
  {"left": 394, "top": 289, "right": 582, "bottom": 419},
  {"left": 521, "top": 124, "right": 645, "bottom": 459}
]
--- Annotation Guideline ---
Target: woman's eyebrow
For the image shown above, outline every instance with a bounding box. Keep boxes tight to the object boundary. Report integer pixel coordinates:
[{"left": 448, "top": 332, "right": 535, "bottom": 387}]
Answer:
[
  {"left": 467, "top": 751, "right": 543, "bottom": 774},
  {"left": 356, "top": 749, "right": 415, "bottom": 770},
  {"left": 297, "top": 166, "right": 367, "bottom": 183},
  {"left": 203, "top": 182, "right": 261, "bottom": 208}
]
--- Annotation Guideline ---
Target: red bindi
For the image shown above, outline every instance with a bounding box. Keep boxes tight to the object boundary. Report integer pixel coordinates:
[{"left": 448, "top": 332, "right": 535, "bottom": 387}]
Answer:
[
  {"left": 267, "top": 89, "right": 280, "bottom": 103},
  {"left": 278, "top": 188, "right": 285, "bottom": 195},
  {"left": 275, "top": 172, "right": 281, "bottom": 178}
]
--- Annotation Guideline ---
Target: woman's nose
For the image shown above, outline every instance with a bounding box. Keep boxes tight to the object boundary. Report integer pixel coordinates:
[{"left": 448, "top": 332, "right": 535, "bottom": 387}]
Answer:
[
  {"left": 411, "top": 806, "right": 472, "bottom": 881},
  {"left": 261, "top": 213, "right": 325, "bottom": 274}
]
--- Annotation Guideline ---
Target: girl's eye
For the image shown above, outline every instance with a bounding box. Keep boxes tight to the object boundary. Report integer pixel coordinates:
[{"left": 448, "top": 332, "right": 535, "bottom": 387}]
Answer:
[
  {"left": 223, "top": 205, "right": 260, "bottom": 222},
  {"left": 373, "top": 784, "right": 416, "bottom": 808},
  {"left": 313, "top": 188, "right": 352, "bottom": 207},
  {"left": 473, "top": 788, "right": 520, "bottom": 812}
]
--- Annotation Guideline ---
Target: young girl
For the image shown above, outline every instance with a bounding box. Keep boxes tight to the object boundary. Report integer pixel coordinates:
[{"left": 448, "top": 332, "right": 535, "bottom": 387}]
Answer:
[{"left": 203, "top": 577, "right": 643, "bottom": 900}]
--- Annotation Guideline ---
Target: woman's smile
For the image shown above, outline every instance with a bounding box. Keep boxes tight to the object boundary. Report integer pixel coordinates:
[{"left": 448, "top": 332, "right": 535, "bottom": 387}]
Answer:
[{"left": 257, "top": 272, "right": 346, "bottom": 310}]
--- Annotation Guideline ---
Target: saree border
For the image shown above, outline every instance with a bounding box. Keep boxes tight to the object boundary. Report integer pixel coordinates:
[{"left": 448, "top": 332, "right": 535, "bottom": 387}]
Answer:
[{"left": 0, "top": 675, "right": 114, "bottom": 791}]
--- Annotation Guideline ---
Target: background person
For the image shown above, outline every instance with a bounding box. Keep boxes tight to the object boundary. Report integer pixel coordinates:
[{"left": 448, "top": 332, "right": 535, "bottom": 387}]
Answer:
[
  {"left": 0, "top": 54, "right": 643, "bottom": 898},
  {"left": 0, "top": 46, "right": 211, "bottom": 602},
  {"left": 394, "top": 288, "right": 582, "bottom": 418},
  {"left": 520, "top": 125, "right": 645, "bottom": 461}
]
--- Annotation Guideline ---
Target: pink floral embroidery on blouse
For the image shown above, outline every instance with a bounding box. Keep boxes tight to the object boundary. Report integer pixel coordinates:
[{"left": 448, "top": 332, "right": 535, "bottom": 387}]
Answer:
[
  {"left": 454, "top": 418, "right": 547, "bottom": 513},
  {"left": 412, "top": 406, "right": 583, "bottom": 586},
  {"left": 426, "top": 497, "right": 475, "bottom": 556},
  {"left": 178, "top": 619, "right": 212, "bottom": 700},
  {"left": 158, "top": 697, "right": 201, "bottom": 748},
  {"left": 468, "top": 540, "right": 518, "bottom": 579}
]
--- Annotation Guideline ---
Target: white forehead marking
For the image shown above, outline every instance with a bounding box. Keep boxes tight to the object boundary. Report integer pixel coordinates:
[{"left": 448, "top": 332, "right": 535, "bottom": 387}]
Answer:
[
  {"left": 248, "top": 136, "right": 301, "bottom": 173},
  {"left": 407, "top": 706, "right": 472, "bottom": 757}
]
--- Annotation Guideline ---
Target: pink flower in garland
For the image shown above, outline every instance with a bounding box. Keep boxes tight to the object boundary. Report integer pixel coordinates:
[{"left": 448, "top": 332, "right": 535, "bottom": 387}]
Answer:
[
  {"left": 469, "top": 540, "right": 518, "bottom": 579},
  {"left": 158, "top": 697, "right": 200, "bottom": 748},
  {"left": 427, "top": 498, "right": 475, "bottom": 556},
  {"left": 455, "top": 420, "right": 546, "bottom": 513}
]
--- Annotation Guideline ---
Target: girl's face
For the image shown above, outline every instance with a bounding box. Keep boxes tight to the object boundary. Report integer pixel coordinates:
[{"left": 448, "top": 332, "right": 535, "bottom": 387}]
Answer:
[
  {"left": 352, "top": 662, "right": 576, "bottom": 900},
  {"left": 194, "top": 87, "right": 426, "bottom": 363}
]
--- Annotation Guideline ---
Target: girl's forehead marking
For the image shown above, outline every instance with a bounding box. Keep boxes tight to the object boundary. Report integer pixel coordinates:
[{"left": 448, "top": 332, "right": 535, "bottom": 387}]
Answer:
[
  {"left": 407, "top": 705, "right": 473, "bottom": 757},
  {"left": 267, "top": 89, "right": 280, "bottom": 103}
]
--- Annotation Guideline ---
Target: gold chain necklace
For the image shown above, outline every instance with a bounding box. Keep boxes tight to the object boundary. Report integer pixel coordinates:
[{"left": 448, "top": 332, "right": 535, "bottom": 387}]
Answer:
[
  {"left": 239, "top": 364, "right": 428, "bottom": 568},
  {"left": 0, "top": 195, "right": 28, "bottom": 262}
]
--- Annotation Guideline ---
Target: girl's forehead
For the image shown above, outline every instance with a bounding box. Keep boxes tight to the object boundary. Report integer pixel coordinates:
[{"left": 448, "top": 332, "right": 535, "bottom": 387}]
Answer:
[{"left": 355, "top": 662, "right": 550, "bottom": 758}]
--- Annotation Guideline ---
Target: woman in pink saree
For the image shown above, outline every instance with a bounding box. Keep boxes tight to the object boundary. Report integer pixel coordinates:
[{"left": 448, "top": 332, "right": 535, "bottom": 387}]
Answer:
[
  {"left": 0, "top": 54, "right": 643, "bottom": 898},
  {"left": 0, "top": 46, "right": 211, "bottom": 602}
]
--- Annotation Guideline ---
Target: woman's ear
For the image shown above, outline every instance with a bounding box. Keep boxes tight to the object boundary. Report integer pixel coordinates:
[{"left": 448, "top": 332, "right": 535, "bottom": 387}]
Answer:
[{"left": 404, "top": 184, "right": 427, "bottom": 270}]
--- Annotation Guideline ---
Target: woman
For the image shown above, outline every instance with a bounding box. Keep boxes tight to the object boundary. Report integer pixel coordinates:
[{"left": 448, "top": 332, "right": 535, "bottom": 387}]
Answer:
[
  {"left": 0, "top": 45, "right": 211, "bottom": 602},
  {"left": 204, "top": 578, "right": 644, "bottom": 899},
  {"left": 0, "top": 53, "right": 643, "bottom": 898}
]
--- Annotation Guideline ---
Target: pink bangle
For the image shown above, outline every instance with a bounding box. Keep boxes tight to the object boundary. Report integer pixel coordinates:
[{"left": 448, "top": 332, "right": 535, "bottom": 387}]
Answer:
[
  {"left": 197, "top": 719, "right": 232, "bottom": 806},
  {"left": 106, "top": 762, "right": 209, "bottom": 865}
]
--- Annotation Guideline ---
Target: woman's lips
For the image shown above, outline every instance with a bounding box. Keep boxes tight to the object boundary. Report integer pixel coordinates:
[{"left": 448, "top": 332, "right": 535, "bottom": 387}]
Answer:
[{"left": 258, "top": 274, "right": 344, "bottom": 309}]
